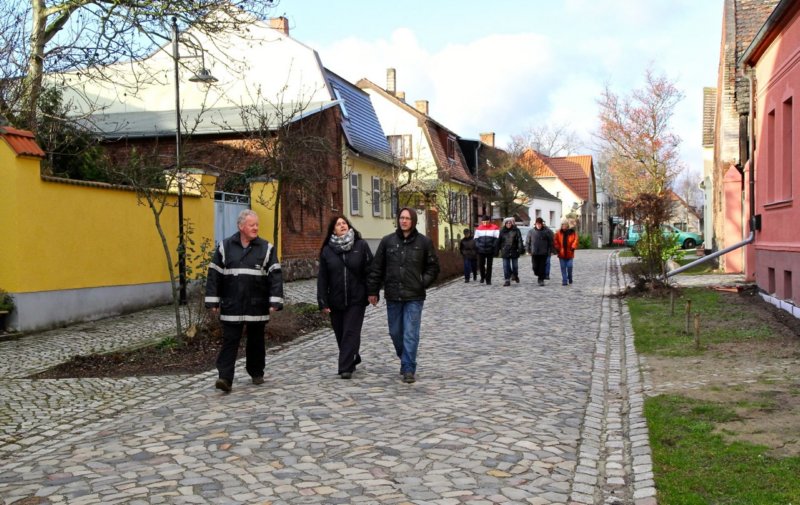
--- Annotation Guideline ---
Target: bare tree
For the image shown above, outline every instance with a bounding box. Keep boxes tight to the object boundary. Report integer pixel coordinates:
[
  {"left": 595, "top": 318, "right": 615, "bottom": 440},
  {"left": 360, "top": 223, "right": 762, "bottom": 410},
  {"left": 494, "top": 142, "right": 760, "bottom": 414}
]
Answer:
[
  {"left": 237, "top": 85, "right": 337, "bottom": 254},
  {"left": 2, "top": 0, "right": 277, "bottom": 130},
  {"left": 102, "top": 143, "right": 213, "bottom": 342},
  {"left": 595, "top": 68, "right": 685, "bottom": 199},
  {"left": 511, "top": 123, "right": 582, "bottom": 157}
]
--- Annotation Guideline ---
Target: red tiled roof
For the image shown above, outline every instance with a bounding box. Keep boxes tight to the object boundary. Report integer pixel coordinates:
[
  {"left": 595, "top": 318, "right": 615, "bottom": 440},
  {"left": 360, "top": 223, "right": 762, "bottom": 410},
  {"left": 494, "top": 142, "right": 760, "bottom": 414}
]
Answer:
[
  {"left": 522, "top": 150, "right": 594, "bottom": 201},
  {"left": 0, "top": 127, "right": 45, "bottom": 158}
]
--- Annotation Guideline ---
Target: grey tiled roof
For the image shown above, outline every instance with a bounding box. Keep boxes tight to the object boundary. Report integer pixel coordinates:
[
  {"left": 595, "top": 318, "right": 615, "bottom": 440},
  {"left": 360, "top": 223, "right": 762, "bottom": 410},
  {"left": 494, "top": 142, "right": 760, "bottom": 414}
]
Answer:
[
  {"left": 326, "top": 69, "right": 394, "bottom": 165},
  {"left": 84, "top": 101, "right": 338, "bottom": 139}
]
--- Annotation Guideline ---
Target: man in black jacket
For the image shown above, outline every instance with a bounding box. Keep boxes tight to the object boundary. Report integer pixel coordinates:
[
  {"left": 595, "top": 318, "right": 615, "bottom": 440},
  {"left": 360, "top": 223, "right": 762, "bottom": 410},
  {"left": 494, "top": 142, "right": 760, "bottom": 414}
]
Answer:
[
  {"left": 367, "top": 207, "right": 439, "bottom": 383},
  {"left": 205, "top": 210, "right": 284, "bottom": 393}
]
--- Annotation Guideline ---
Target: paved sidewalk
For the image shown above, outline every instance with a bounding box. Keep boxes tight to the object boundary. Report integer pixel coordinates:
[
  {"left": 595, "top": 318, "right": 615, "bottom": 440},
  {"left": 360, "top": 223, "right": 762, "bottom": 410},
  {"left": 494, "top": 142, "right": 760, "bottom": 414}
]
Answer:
[{"left": 0, "top": 251, "right": 668, "bottom": 504}]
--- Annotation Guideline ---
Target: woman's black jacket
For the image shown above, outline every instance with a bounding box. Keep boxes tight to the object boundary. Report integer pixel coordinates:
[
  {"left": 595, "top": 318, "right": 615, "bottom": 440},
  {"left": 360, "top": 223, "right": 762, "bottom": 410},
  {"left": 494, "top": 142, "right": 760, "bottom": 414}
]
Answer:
[
  {"left": 497, "top": 227, "right": 524, "bottom": 259},
  {"left": 317, "top": 239, "right": 373, "bottom": 311},
  {"left": 367, "top": 228, "right": 440, "bottom": 302}
]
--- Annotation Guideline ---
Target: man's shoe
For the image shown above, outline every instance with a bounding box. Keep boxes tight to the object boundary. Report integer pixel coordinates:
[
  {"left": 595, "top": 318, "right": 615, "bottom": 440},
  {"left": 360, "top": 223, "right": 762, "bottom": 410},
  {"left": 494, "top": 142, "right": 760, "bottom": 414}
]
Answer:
[
  {"left": 486, "top": 280, "right": 491, "bottom": 285},
  {"left": 465, "top": 278, "right": 470, "bottom": 283},
  {"left": 252, "top": 376, "right": 264, "bottom": 385},
  {"left": 340, "top": 372, "right": 352, "bottom": 379},
  {"left": 503, "top": 280, "right": 511, "bottom": 286},
  {"left": 402, "top": 372, "right": 416, "bottom": 383},
  {"left": 513, "top": 275, "right": 520, "bottom": 283},
  {"left": 544, "top": 276, "right": 550, "bottom": 280},
  {"left": 538, "top": 280, "right": 544, "bottom": 286},
  {"left": 215, "top": 378, "right": 232, "bottom": 392},
  {"left": 479, "top": 278, "right": 485, "bottom": 284}
]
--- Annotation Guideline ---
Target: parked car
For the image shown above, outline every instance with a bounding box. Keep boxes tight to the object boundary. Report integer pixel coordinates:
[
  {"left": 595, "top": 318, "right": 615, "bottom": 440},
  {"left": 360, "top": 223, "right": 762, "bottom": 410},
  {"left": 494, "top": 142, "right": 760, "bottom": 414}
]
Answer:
[{"left": 625, "top": 224, "right": 703, "bottom": 250}]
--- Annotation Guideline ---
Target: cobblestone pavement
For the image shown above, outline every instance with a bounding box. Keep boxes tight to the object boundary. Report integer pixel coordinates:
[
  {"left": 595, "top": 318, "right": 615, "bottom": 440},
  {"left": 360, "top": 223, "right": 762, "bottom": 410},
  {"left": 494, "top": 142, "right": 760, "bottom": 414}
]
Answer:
[{"left": 0, "top": 251, "right": 660, "bottom": 505}]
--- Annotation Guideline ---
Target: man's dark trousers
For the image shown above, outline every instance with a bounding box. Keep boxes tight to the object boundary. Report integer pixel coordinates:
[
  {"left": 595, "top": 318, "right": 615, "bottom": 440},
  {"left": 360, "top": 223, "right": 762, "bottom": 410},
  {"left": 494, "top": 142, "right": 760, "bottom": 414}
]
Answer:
[
  {"left": 478, "top": 254, "right": 494, "bottom": 283},
  {"left": 217, "top": 322, "right": 266, "bottom": 382}
]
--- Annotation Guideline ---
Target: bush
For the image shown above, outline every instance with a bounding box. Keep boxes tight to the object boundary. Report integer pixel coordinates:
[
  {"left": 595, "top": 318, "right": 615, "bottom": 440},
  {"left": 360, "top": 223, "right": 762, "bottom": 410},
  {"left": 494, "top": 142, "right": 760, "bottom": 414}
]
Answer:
[
  {"left": 435, "top": 249, "right": 465, "bottom": 284},
  {"left": 579, "top": 234, "right": 593, "bottom": 249},
  {"left": 0, "top": 289, "right": 14, "bottom": 312}
]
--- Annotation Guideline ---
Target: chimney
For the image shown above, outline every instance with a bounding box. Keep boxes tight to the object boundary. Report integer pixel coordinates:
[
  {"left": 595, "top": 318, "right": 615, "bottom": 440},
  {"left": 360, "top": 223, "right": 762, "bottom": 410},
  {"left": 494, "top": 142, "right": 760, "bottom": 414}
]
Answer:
[
  {"left": 396, "top": 91, "right": 406, "bottom": 101},
  {"left": 386, "top": 68, "right": 396, "bottom": 95},
  {"left": 269, "top": 17, "right": 289, "bottom": 35},
  {"left": 480, "top": 132, "right": 495, "bottom": 147},
  {"left": 415, "top": 100, "right": 429, "bottom": 115}
]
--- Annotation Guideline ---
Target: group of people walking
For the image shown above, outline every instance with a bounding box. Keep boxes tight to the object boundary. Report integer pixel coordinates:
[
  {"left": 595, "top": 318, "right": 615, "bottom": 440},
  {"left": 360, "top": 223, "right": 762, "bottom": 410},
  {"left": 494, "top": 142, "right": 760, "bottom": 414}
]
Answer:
[
  {"left": 460, "top": 216, "right": 579, "bottom": 287},
  {"left": 205, "top": 207, "right": 439, "bottom": 392},
  {"left": 204, "top": 209, "right": 576, "bottom": 393}
]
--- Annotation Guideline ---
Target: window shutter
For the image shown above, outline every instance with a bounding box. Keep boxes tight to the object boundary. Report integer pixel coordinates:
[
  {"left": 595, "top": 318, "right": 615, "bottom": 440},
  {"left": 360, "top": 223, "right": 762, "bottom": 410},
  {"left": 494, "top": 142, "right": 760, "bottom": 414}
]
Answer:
[
  {"left": 372, "top": 176, "right": 381, "bottom": 216},
  {"left": 350, "top": 173, "right": 360, "bottom": 215}
]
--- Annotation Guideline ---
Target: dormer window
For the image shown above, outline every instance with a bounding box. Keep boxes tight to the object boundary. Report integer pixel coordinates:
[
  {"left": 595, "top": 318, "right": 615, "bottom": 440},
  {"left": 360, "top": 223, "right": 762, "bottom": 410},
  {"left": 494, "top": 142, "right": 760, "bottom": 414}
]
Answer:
[
  {"left": 388, "top": 134, "right": 412, "bottom": 160},
  {"left": 446, "top": 136, "right": 456, "bottom": 160}
]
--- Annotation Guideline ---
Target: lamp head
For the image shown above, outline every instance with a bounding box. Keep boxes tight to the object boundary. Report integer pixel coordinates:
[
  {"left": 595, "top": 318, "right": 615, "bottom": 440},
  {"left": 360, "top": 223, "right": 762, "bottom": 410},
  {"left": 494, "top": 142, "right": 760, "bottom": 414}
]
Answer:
[{"left": 189, "top": 68, "right": 217, "bottom": 83}]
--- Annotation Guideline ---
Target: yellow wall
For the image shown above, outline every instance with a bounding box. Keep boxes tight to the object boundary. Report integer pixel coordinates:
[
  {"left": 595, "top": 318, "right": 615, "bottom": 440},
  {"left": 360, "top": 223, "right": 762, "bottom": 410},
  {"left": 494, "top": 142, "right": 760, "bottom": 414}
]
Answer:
[
  {"left": 344, "top": 156, "right": 397, "bottom": 242},
  {"left": 250, "top": 180, "right": 280, "bottom": 255},
  {"left": 435, "top": 179, "right": 472, "bottom": 247},
  {"left": 0, "top": 144, "right": 216, "bottom": 294}
]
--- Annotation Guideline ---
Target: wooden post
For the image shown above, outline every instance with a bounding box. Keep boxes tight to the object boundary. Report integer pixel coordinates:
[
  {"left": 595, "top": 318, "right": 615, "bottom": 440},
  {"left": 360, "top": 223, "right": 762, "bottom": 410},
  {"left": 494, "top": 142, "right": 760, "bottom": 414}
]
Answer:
[
  {"left": 685, "top": 299, "right": 692, "bottom": 334},
  {"left": 694, "top": 314, "right": 701, "bottom": 350},
  {"left": 670, "top": 290, "right": 675, "bottom": 316}
]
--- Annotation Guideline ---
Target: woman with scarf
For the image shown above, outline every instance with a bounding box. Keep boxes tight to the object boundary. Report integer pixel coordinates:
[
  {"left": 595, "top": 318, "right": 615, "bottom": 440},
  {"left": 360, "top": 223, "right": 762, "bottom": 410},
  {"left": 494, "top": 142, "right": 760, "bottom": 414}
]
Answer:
[{"left": 317, "top": 216, "right": 374, "bottom": 379}]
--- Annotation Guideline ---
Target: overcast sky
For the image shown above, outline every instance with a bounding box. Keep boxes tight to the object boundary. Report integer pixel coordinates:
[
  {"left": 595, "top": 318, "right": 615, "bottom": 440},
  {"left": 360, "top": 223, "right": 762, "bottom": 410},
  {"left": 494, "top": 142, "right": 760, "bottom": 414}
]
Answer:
[{"left": 282, "top": 0, "right": 724, "bottom": 179}]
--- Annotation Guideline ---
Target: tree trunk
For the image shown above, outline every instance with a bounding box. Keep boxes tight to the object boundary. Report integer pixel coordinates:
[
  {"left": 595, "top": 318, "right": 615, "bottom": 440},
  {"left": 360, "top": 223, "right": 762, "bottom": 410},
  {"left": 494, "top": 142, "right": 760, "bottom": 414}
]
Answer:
[
  {"left": 23, "top": 0, "right": 47, "bottom": 129},
  {"left": 272, "top": 180, "right": 282, "bottom": 256},
  {"left": 148, "top": 198, "right": 184, "bottom": 342}
]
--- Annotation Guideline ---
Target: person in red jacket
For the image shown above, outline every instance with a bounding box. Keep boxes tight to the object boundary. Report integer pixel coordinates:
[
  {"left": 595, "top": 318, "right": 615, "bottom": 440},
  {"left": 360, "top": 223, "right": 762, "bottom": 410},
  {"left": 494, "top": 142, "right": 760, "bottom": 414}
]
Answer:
[{"left": 553, "top": 219, "right": 579, "bottom": 286}]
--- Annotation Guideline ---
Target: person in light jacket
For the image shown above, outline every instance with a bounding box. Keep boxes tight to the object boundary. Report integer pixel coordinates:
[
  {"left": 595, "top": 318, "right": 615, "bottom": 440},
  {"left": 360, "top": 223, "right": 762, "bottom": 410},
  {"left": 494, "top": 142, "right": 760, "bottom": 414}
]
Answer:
[{"left": 317, "top": 216, "right": 373, "bottom": 379}]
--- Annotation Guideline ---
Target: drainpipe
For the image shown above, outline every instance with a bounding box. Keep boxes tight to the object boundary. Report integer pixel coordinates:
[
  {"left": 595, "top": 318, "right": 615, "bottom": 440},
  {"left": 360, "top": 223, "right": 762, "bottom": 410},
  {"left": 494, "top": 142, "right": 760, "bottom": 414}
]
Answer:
[{"left": 667, "top": 70, "right": 758, "bottom": 279}]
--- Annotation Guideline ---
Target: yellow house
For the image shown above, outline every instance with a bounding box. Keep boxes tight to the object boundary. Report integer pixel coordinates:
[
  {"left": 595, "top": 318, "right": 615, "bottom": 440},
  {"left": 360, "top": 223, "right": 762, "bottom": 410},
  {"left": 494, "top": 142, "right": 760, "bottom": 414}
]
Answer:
[
  {"left": 358, "top": 70, "right": 475, "bottom": 249},
  {"left": 327, "top": 70, "right": 403, "bottom": 251}
]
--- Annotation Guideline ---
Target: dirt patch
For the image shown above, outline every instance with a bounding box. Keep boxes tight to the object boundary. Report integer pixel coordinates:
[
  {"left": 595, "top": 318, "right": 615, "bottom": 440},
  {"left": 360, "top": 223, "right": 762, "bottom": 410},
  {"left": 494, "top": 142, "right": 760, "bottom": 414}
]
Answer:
[
  {"left": 29, "top": 303, "right": 330, "bottom": 379},
  {"left": 641, "top": 289, "right": 800, "bottom": 457}
]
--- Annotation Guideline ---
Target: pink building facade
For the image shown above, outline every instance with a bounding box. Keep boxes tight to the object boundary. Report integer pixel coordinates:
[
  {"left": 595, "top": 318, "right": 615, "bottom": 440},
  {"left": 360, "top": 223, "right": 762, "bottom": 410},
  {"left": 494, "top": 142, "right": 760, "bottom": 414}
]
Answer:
[{"left": 743, "top": 0, "right": 800, "bottom": 310}]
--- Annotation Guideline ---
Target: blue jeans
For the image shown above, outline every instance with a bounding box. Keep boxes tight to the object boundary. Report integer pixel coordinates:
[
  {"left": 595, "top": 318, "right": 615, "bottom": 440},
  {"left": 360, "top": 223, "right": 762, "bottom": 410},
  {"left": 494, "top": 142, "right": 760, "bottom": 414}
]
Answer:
[
  {"left": 559, "top": 258, "right": 574, "bottom": 285},
  {"left": 545, "top": 254, "right": 552, "bottom": 277},
  {"left": 386, "top": 300, "right": 424, "bottom": 374},
  {"left": 463, "top": 258, "right": 478, "bottom": 280},
  {"left": 502, "top": 257, "right": 519, "bottom": 280}
]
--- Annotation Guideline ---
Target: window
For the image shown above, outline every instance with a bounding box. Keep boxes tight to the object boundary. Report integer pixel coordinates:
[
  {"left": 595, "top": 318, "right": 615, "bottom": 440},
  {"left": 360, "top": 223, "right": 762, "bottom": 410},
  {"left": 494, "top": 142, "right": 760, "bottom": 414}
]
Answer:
[
  {"left": 349, "top": 173, "right": 362, "bottom": 215},
  {"left": 768, "top": 109, "right": 776, "bottom": 202},
  {"left": 388, "top": 135, "right": 412, "bottom": 160},
  {"left": 372, "top": 176, "right": 382, "bottom": 216},
  {"left": 549, "top": 211, "right": 555, "bottom": 227},
  {"left": 535, "top": 209, "right": 541, "bottom": 219},
  {"left": 782, "top": 97, "right": 793, "bottom": 201},
  {"left": 446, "top": 136, "right": 457, "bottom": 160}
]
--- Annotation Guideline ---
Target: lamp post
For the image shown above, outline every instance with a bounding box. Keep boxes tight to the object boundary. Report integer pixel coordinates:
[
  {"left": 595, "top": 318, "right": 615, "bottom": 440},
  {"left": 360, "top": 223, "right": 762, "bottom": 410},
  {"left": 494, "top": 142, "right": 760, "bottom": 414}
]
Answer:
[{"left": 172, "top": 16, "right": 217, "bottom": 305}]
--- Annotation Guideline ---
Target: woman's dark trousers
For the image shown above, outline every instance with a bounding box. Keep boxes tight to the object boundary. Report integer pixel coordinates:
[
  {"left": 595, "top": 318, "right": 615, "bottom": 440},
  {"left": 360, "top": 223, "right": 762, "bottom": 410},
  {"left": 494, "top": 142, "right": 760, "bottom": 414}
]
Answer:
[
  {"left": 330, "top": 304, "right": 366, "bottom": 374},
  {"left": 216, "top": 321, "right": 266, "bottom": 382}
]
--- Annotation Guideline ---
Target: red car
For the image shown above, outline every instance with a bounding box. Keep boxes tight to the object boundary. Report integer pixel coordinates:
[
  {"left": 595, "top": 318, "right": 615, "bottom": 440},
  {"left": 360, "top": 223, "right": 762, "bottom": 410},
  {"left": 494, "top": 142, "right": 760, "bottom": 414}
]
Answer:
[{"left": 612, "top": 236, "right": 625, "bottom": 246}]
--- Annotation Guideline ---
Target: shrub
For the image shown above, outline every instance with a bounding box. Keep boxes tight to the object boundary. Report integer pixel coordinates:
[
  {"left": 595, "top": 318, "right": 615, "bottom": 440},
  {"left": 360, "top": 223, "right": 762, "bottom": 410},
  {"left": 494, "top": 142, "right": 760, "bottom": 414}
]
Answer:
[
  {"left": 579, "top": 234, "right": 593, "bottom": 249},
  {"left": 0, "top": 289, "right": 14, "bottom": 312},
  {"left": 435, "top": 249, "right": 464, "bottom": 284}
]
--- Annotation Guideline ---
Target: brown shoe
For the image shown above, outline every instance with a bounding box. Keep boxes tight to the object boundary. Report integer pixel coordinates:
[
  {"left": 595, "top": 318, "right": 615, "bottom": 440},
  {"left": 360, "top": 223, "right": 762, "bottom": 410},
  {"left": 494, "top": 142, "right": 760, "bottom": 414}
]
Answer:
[
  {"left": 252, "top": 376, "right": 264, "bottom": 385},
  {"left": 215, "top": 378, "right": 232, "bottom": 392}
]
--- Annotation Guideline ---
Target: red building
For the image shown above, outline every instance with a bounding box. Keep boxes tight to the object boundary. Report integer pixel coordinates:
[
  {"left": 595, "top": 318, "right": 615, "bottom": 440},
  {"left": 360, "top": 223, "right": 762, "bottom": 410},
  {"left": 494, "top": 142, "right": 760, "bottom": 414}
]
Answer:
[{"left": 741, "top": 0, "right": 800, "bottom": 313}]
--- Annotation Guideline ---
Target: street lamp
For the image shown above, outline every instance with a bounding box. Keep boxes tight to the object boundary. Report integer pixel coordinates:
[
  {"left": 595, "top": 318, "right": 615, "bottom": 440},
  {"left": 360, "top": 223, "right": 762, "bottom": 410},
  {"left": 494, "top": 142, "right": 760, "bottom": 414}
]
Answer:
[{"left": 172, "top": 16, "right": 217, "bottom": 305}]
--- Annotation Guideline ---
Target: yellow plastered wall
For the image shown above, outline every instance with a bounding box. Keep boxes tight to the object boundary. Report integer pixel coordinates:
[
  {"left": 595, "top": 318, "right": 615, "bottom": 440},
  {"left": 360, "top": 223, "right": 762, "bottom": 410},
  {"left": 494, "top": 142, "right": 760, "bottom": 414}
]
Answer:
[
  {"left": 250, "top": 180, "right": 280, "bottom": 258},
  {"left": 0, "top": 145, "right": 217, "bottom": 294}
]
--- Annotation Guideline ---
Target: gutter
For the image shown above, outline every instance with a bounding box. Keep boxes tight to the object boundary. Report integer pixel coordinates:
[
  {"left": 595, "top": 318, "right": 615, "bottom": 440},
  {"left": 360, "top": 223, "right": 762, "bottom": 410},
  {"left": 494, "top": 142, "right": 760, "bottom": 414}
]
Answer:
[{"left": 665, "top": 231, "right": 754, "bottom": 278}]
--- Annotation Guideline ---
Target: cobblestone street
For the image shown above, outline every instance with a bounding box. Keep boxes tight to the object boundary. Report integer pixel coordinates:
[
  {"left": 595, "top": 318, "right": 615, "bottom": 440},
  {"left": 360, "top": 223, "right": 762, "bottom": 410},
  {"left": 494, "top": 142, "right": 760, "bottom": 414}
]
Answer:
[{"left": 0, "top": 250, "right": 745, "bottom": 504}]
